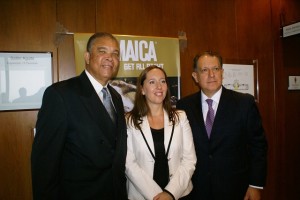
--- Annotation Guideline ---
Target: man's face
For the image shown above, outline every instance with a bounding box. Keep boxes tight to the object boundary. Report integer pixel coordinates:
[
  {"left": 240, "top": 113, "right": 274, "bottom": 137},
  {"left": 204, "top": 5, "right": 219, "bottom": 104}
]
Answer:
[
  {"left": 84, "top": 36, "right": 120, "bottom": 86},
  {"left": 192, "top": 55, "right": 223, "bottom": 97}
]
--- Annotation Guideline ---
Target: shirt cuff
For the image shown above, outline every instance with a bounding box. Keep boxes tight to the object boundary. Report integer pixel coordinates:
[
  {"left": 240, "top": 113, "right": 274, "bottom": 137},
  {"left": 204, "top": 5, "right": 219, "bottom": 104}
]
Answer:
[
  {"left": 163, "top": 189, "right": 175, "bottom": 200},
  {"left": 249, "top": 185, "right": 264, "bottom": 189}
]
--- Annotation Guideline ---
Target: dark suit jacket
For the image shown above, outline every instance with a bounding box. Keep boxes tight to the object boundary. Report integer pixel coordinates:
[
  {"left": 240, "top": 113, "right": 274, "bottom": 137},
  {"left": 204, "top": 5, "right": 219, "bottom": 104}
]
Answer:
[
  {"left": 31, "top": 71, "right": 127, "bottom": 200},
  {"left": 176, "top": 87, "right": 267, "bottom": 200}
]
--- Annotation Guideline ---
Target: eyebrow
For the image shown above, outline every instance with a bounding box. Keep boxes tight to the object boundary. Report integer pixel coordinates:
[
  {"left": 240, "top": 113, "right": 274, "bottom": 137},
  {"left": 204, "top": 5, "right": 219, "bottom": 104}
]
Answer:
[
  {"left": 96, "top": 46, "right": 119, "bottom": 53},
  {"left": 96, "top": 46, "right": 107, "bottom": 50},
  {"left": 201, "top": 65, "right": 220, "bottom": 68}
]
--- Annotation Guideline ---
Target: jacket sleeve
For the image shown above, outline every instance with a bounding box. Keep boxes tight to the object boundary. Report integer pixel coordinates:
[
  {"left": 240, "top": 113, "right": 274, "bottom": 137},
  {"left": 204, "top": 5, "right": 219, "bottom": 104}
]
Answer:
[
  {"left": 31, "top": 86, "right": 68, "bottom": 200},
  {"left": 246, "top": 96, "right": 268, "bottom": 187}
]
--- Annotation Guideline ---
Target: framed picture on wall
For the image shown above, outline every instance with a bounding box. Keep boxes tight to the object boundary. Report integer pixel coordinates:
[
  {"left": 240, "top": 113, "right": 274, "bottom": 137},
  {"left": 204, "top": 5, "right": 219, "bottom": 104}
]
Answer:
[
  {"left": 0, "top": 51, "right": 53, "bottom": 111},
  {"left": 223, "top": 59, "right": 259, "bottom": 102}
]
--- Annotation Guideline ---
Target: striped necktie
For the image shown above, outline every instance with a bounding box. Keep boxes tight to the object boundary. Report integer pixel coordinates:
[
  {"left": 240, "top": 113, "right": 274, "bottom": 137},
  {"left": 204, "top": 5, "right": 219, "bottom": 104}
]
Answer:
[
  {"left": 101, "top": 88, "right": 116, "bottom": 123},
  {"left": 205, "top": 99, "right": 214, "bottom": 138}
]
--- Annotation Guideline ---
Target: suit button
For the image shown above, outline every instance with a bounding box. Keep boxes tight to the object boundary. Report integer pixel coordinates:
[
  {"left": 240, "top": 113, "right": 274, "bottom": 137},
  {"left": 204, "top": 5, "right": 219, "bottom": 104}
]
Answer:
[{"left": 209, "top": 155, "right": 213, "bottom": 159}]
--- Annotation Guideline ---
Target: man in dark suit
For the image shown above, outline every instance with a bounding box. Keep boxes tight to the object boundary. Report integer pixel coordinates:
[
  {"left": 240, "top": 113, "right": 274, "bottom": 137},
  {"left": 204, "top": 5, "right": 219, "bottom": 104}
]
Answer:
[
  {"left": 176, "top": 51, "right": 267, "bottom": 200},
  {"left": 31, "top": 32, "right": 127, "bottom": 200}
]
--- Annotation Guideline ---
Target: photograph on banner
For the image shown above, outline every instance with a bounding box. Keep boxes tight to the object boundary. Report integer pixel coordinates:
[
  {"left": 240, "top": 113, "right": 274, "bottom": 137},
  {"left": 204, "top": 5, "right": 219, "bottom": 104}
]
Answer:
[{"left": 74, "top": 33, "right": 180, "bottom": 112}]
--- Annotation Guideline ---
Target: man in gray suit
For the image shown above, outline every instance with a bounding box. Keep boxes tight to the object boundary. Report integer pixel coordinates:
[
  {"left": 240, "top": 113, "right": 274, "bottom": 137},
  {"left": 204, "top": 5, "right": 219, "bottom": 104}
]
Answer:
[
  {"left": 177, "top": 51, "right": 268, "bottom": 200},
  {"left": 31, "top": 32, "right": 127, "bottom": 200}
]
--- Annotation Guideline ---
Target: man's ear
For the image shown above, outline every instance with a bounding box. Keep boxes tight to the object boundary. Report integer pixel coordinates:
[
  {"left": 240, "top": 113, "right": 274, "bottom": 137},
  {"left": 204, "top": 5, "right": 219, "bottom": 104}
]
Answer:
[
  {"left": 84, "top": 52, "right": 90, "bottom": 65},
  {"left": 192, "top": 72, "right": 199, "bottom": 83},
  {"left": 221, "top": 68, "right": 224, "bottom": 80}
]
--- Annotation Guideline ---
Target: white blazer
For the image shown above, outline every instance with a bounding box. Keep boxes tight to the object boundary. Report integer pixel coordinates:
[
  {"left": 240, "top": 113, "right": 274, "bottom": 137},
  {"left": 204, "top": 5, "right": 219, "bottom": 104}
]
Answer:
[{"left": 126, "top": 110, "right": 197, "bottom": 200}]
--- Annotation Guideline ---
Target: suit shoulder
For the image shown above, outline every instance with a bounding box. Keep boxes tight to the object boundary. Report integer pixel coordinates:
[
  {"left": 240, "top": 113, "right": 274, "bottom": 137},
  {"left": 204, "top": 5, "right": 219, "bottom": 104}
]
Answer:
[
  {"left": 175, "top": 109, "right": 186, "bottom": 116},
  {"left": 43, "top": 76, "right": 81, "bottom": 98},
  {"left": 50, "top": 76, "right": 79, "bottom": 90},
  {"left": 175, "top": 109, "right": 188, "bottom": 120},
  {"left": 177, "top": 92, "right": 199, "bottom": 103},
  {"left": 176, "top": 92, "right": 199, "bottom": 109},
  {"left": 222, "top": 89, "right": 256, "bottom": 109},
  {"left": 225, "top": 88, "right": 255, "bottom": 101}
]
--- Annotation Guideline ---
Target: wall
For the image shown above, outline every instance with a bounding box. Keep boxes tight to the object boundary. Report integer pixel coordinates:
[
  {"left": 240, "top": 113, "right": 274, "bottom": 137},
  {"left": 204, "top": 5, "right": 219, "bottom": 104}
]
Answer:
[
  {"left": 272, "top": 0, "right": 300, "bottom": 199},
  {"left": 0, "top": 0, "right": 299, "bottom": 199},
  {"left": 0, "top": 1, "right": 57, "bottom": 199}
]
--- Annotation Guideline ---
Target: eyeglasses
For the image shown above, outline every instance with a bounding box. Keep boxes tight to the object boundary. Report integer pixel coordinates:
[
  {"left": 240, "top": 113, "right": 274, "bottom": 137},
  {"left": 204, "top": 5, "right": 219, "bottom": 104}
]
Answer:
[{"left": 198, "top": 67, "right": 221, "bottom": 74}]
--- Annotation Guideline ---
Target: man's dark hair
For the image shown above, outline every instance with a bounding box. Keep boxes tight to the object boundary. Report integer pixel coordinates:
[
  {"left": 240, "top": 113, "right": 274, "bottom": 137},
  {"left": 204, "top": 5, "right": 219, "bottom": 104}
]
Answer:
[
  {"left": 86, "top": 32, "right": 119, "bottom": 53},
  {"left": 193, "top": 51, "right": 223, "bottom": 71}
]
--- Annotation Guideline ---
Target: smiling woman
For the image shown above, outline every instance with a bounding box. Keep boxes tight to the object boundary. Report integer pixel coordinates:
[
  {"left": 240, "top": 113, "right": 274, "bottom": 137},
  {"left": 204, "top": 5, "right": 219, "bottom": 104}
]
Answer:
[{"left": 125, "top": 65, "right": 196, "bottom": 200}]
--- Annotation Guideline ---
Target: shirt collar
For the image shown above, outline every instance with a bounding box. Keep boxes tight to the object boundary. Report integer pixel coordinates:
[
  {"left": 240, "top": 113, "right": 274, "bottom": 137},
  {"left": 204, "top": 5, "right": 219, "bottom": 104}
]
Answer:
[
  {"left": 201, "top": 87, "right": 222, "bottom": 104},
  {"left": 85, "top": 69, "right": 108, "bottom": 94}
]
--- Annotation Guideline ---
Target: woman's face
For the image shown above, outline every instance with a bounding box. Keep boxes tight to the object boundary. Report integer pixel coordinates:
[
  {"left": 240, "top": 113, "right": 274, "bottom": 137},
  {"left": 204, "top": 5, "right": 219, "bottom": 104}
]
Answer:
[{"left": 141, "top": 68, "right": 168, "bottom": 107}]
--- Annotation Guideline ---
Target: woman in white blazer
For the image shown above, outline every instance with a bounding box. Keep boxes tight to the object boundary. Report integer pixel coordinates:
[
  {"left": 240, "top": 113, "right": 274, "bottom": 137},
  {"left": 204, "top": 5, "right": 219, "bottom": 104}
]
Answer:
[{"left": 126, "top": 65, "right": 197, "bottom": 200}]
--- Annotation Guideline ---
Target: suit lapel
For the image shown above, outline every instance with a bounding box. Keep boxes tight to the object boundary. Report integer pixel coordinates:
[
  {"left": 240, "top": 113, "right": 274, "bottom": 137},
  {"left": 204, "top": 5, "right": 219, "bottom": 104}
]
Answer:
[
  {"left": 140, "top": 111, "right": 174, "bottom": 158},
  {"left": 163, "top": 110, "right": 174, "bottom": 152},
  {"left": 210, "top": 87, "right": 231, "bottom": 147},
  {"left": 193, "top": 93, "right": 210, "bottom": 142},
  {"left": 78, "top": 72, "right": 104, "bottom": 125},
  {"left": 213, "top": 87, "right": 231, "bottom": 125},
  {"left": 192, "top": 92, "right": 205, "bottom": 126},
  {"left": 140, "top": 116, "right": 155, "bottom": 157},
  {"left": 107, "top": 84, "right": 121, "bottom": 124},
  {"left": 78, "top": 72, "right": 116, "bottom": 145}
]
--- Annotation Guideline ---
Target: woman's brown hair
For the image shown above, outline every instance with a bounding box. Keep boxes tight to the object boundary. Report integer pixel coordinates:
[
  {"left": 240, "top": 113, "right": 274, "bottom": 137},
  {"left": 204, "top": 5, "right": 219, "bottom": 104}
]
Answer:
[{"left": 127, "top": 65, "right": 179, "bottom": 129}]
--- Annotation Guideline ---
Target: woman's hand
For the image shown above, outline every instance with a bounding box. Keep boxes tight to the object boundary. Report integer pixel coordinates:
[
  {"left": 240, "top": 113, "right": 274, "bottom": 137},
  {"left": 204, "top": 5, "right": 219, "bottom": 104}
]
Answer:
[{"left": 153, "top": 191, "right": 174, "bottom": 200}]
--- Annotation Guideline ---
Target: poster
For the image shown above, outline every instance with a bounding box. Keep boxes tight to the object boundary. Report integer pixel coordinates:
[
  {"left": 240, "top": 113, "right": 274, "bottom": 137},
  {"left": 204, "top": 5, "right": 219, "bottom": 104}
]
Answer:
[
  {"left": 0, "top": 52, "right": 52, "bottom": 111},
  {"left": 74, "top": 34, "right": 180, "bottom": 111},
  {"left": 223, "top": 64, "right": 256, "bottom": 97}
]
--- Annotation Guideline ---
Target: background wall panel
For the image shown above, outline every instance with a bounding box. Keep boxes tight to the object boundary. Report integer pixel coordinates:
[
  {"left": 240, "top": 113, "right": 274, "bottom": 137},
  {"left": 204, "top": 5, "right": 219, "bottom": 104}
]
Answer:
[
  {"left": 271, "top": 0, "right": 300, "bottom": 199},
  {"left": 0, "top": 0, "right": 299, "bottom": 199},
  {"left": 0, "top": 1, "right": 57, "bottom": 199}
]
